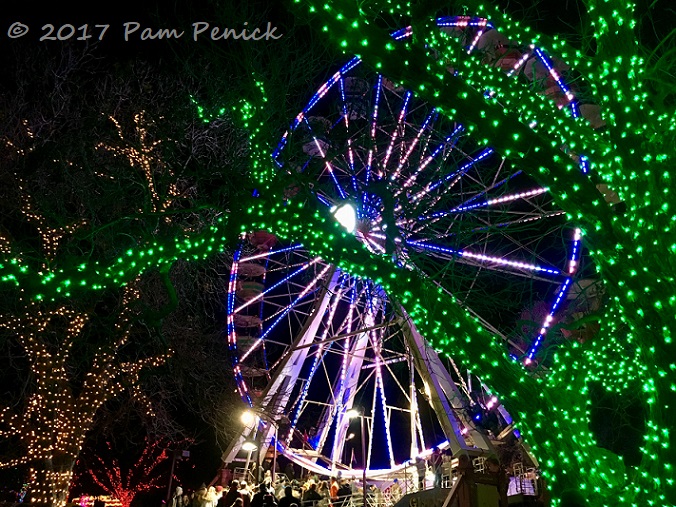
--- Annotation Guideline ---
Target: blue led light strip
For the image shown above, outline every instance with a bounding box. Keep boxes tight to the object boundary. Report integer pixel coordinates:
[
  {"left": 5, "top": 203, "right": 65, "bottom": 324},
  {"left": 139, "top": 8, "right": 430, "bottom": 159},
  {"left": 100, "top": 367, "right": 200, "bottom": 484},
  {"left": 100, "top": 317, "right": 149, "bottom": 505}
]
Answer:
[
  {"left": 525, "top": 277, "right": 572, "bottom": 361},
  {"left": 392, "top": 109, "right": 437, "bottom": 182},
  {"left": 234, "top": 258, "right": 321, "bottom": 313},
  {"left": 397, "top": 124, "right": 465, "bottom": 194},
  {"left": 412, "top": 147, "right": 494, "bottom": 202},
  {"left": 525, "top": 228, "right": 582, "bottom": 361},
  {"left": 227, "top": 246, "right": 254, "bottom": 406},
  {"left": 382, "top": 92, "right": 412, "bottom": 170},
  {"left": 240, "top": 244, "right": 302, "bottom": 262},
  {"left": 420, "top": 174, "right": 535, "bottom": 220},
  {"left": 407, "top": 239, "right": 561, "bottom": 275},
  {"left": 286, "top": 275, "right": 347, "bottom": 444},
  {"left": 240, "top": 263, "right": 332, "bottom": 363},
  {"left": 533, "top": 47, "right": 575, "bottom": 103},
  {"left": 273, "top": 57, "right": 362, "bottom": 162}
]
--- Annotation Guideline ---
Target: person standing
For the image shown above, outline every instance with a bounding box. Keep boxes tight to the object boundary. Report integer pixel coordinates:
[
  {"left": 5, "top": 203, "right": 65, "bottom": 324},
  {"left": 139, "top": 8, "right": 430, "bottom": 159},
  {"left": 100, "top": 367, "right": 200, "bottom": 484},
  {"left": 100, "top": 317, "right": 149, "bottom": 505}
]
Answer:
[
  {"left": 277, "top": 486, "right": 298, "bottom": 507},
  {"left": 430, "top": 448, "right": 443, "bottom": 488},
  {"left": 219, "top": 480, "right": 241, "bottom": 507},
  {"left": 171, "top": 487, "right": 184, "bottom": 507},
  {"left": 301, "top": 483, "right": 322, "bottom": 507},
  {"left": 251, "top": 483, "right": 268, "bottom": 507},
  {"left": 415, "top": 457, "right": 427, "bottom": 491},
  {"left": 239, "top": 482, "right": 252, "bottom": 507},
  {"left": 329, "top": 478, "right": 339, "bottom": 507}
]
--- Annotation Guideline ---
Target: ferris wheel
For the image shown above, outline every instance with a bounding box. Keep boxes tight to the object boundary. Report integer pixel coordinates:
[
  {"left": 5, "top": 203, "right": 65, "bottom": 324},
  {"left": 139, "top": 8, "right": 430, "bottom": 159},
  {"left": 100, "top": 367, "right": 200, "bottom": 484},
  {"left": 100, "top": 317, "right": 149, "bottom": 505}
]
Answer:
[
  {"left": 221, "top": 17, "right": 601, "bottom": 478},
  {"left": 223, "top": 233, "right": 502, "bottom": 479},
  {"left": 272, "top": 56, "right": 583, "bottom": 363}
]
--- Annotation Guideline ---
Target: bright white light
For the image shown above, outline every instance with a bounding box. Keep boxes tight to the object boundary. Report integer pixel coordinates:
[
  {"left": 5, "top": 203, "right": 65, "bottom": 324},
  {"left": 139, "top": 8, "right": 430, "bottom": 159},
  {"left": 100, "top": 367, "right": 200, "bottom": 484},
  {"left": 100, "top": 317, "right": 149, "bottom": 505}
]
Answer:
[
  {"left": 346, "top": 408, "right": 361, "bottom": 419},
  {"left": 241, "top": 410, "right": 257, "bottom": 427},
  {"left": 242, "top": 440, "right": 258, "bottom": 452},
  {"left": 331, "top": 203, "right": 357, "bottom": 234}
]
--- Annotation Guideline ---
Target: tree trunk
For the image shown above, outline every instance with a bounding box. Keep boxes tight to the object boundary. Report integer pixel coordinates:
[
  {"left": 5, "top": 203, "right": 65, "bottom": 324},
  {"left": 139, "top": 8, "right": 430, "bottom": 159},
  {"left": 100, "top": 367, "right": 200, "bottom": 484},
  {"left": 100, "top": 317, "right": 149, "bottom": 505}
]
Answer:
[{"left": 30, "top": 453, "right": 76, "bottom": 507}]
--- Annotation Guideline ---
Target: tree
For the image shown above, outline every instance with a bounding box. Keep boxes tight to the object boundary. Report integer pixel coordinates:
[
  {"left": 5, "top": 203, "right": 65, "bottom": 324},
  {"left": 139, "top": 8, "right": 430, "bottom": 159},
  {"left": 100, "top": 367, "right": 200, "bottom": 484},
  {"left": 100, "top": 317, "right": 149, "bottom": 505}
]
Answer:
[
  {"left": 0, "top": 284, "right": 168, "bottom": 507},
  {"left": 73, "top": 436, "right": 191, "bottom": 507},
  {"left": 0, "top": 47, "right": 245, "bottom": 505},
  {"left": 0, "top": 1, "right": 339, "bottom": 504},
  {"left": 266, "top": 0, "right": 676, "bottom": 504}
]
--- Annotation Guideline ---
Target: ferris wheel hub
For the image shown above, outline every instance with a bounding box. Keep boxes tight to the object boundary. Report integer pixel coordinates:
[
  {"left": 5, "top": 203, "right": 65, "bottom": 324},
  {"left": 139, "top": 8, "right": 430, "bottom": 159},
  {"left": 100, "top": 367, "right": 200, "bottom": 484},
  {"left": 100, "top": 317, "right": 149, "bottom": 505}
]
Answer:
[{"left": 330, "top": 203, "right": 357, "bottom": 233}]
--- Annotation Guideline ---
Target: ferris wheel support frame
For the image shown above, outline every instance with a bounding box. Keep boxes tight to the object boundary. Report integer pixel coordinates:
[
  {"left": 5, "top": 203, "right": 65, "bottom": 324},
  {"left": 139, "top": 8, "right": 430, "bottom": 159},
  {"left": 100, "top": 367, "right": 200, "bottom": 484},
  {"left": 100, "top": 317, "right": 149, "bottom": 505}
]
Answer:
[
  {"left": 397, "top": 306, "right": 496, "bottom": 455},
  {"left": 222, "top": 267, "right": 340, "bottom": 465}
]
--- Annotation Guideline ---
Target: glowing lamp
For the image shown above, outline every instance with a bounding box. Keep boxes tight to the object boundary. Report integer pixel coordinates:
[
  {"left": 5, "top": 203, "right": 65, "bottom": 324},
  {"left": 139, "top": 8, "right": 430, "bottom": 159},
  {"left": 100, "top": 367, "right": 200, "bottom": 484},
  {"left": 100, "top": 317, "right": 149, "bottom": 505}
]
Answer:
[
  {"left": 345, "top": 408, "right": 361, "bottom": 419},
  {"left": 242, "top": 439, "right": 258, "bottom": 452},
  {"left": 241, "top": 410, "right": 257, "bottom": 427}
]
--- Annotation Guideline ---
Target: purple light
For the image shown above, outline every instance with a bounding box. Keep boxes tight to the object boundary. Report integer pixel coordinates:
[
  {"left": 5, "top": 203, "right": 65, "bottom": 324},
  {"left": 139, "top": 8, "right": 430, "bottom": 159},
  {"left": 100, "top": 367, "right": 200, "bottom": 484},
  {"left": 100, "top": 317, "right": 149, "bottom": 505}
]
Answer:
[
  {"left": 412, "top": 147, "right": 494, "bottom": 201},
  {"left": 240, "top": 244, "right": 303, "bottom": 263},
  {"left": 436, "top": 16, "right": 492, "bottom": 29},
  {"left": 234, "top": 257, "right": 322, "bottom": 313},
  {"left": 407, "top": 240, "right": 561, "bottom": 275},
  {"left": 399, "top": 124, "right": 464, "bottom": 192},
  {"left": 286, "top": 275, "right": 347, "bottom": 443},
  {"left": 272, "top": 57, "right": 361, "bottom": 162},
  {"left": 533, "top": 47, "right": 575, "bottom": 103},
  {"left": 391, "top": 109, "right": 437, "bottom": 181},
  {"left": 391, "top": 26, "right": 412, "bottom": 40},
  {"left": 526, "top": 277, "right": 572, "bottom": 360},
  {"left": 240, "top": 263, "right": 332, "bottom": 363},
  {"left": 449, "top": 187, "right": 549, "bottom": 213},
  {"left": 382, "top": 92, "right": 412, "bottom": 170}
]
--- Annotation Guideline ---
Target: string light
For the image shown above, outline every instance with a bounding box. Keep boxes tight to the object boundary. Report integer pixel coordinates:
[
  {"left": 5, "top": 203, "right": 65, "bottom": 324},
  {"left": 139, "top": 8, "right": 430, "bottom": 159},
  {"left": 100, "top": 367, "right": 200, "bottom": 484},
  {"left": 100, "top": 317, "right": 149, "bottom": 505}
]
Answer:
[
  {"left": 0, "top": 283, "right": 170, "bottom": 505},
  {"left": 74, "top": 437, "right": 189, "bottom": 507}
]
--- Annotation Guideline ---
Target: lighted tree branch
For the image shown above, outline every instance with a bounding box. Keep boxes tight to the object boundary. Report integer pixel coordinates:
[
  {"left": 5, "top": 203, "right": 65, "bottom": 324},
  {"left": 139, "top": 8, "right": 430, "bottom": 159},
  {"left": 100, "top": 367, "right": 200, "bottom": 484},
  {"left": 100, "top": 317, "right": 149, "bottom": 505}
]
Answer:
[
  {"left": 0, "top": 282, "right": 170, "bottom": 507},
  {"left": 278, "top": 0, "right": 676, "bottom": 504},
  {"left": 74, "top": 436, "right": 190, "bottom": 507}
]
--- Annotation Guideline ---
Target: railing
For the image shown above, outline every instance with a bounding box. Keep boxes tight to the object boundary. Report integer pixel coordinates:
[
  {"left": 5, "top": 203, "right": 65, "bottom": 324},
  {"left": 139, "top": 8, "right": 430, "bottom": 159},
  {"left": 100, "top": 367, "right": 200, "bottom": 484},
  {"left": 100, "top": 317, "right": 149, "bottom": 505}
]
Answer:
[
  {"left": 233, "top": 466, "right": 256, "bottom": 484},
  {"left": 507, "top": 463, "right": 538, "bottom": 496},
  {"left": 251, "top": 460, "right": 535, "bottom": 507}
]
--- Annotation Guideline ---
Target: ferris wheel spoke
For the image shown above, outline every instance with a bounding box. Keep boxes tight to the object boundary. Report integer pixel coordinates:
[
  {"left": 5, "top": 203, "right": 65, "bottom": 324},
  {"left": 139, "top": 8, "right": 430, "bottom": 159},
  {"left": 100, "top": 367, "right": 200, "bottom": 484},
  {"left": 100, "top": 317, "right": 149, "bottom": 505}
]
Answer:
[
  {"left": 429, "top": 207, "right": 565, "bottom": 265},
  {"left": 338, "top": 78, "right": 361, "bottom": 193},
  {"left": 379, "top": 356, "right": 413, "bottom": 401},
  {"left": 450, "top": 187, "right": 550, "bottom": 213},
  {"left": 239, "top": 264, "right": 332, "bottom": 363},
  {"left": 382, "top": 91, "right": 412, "bottom": 171},
  {"left": 406, "top": 239, "right": 562, "bottom": 277},
  {"left": 239, "top": 244, "right": 303, "bottom": 262},
  {"left": 285, "top": 275, "right": 349, "bottom": 444},
  {"left": 466, "top": 210, "right": 568, "bottom": 233},
  {"left": 411, "top": 147, "right": 495, "bottom": 205},
  {"left": 397, "top": 124, "right": 464, "bottom": 195},
  {"left": 234, "top": 257, "right": 322, "bottom": 314},
  {"left": 417, "top": 207, "right": 566, "bottom": 241},
  {"left": 419, "top": 166, "right": 522, "bottom": 219},
  {"left": 360, "top": 285, "right": 396, "bottom": 467},
  {"left": 390, "top": 109, "right": 437, "bottom": 182}
]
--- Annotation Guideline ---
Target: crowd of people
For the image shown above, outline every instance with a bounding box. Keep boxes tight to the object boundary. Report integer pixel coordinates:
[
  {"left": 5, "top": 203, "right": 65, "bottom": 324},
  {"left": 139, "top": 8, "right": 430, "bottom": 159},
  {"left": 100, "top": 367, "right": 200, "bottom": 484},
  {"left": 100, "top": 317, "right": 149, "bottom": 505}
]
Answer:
[
  {"left": 169, "top": 472, "right": 403, "bottom": 507},
  {"left": 169, "top": 450, "right": 545, "bottom": 507}
]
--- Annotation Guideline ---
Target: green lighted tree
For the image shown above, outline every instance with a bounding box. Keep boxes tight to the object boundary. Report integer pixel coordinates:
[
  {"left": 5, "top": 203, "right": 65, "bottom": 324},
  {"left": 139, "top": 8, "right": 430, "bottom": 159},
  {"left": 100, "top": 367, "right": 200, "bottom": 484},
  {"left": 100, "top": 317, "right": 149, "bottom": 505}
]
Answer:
[{"left": 264, "top": 0, "right": 676, "bottom": 504}]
